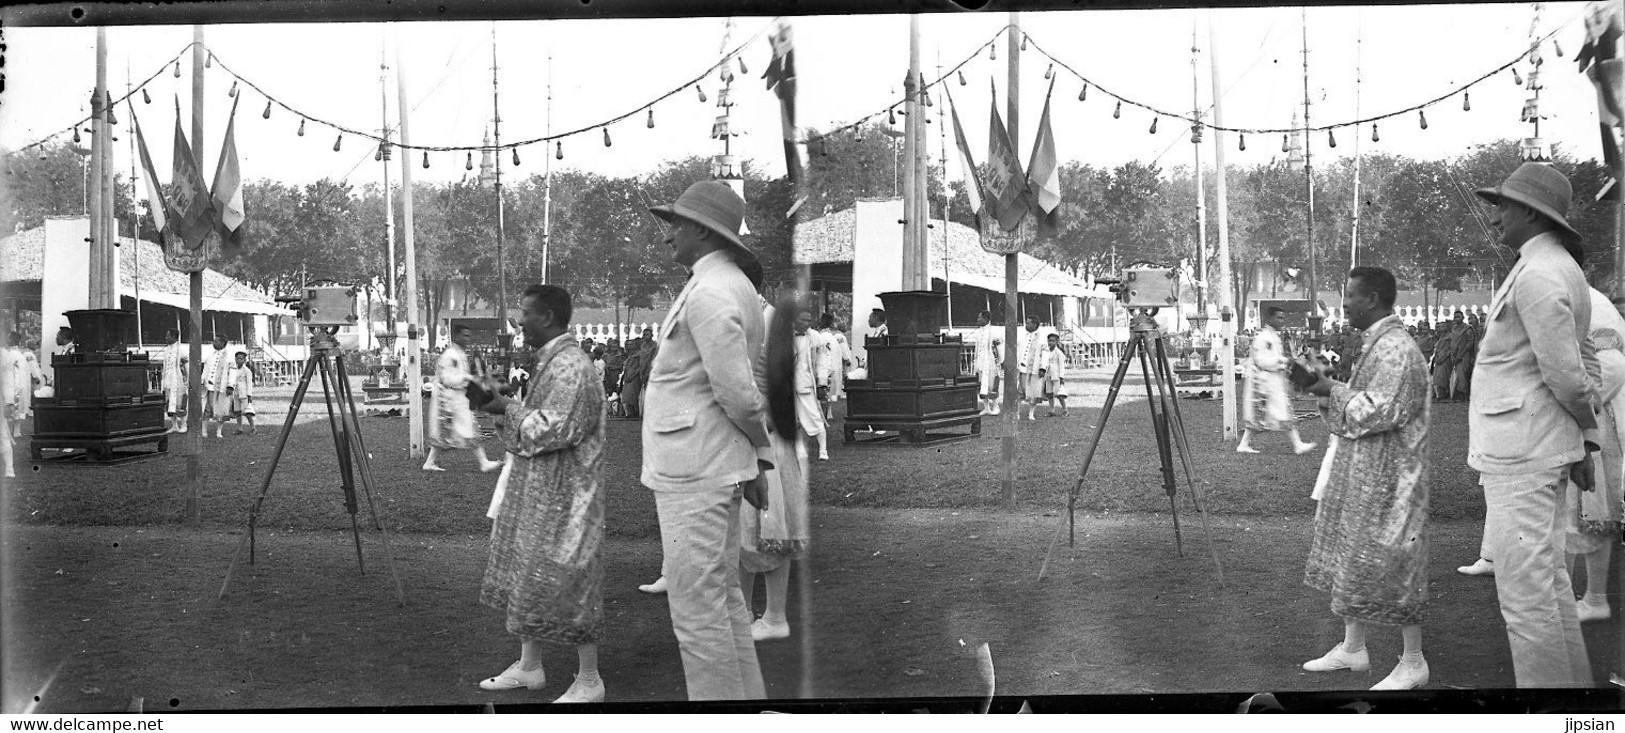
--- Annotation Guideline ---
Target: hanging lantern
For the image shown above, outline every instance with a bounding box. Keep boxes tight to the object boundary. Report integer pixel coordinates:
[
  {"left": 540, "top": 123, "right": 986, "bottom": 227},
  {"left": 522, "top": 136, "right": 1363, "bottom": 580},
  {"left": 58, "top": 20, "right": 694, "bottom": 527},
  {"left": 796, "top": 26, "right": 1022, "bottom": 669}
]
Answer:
[
  {"left": 513, "top": 147, "right": 521, "bottom": 166},
  {"left": 105, "top": 94, "right": 117, "bottom": 125},
  {"left": 1113, "top": 100, "right": 1121, "bottom": 119},
  {"left": 73, "top": 127, "right": 80, "bottom": 143},
  {"left": 1554, "top": 39, "right": 1564, "bottom": 57},
  {"left": 228, "top": 80, "right": 238, "bottom": 98},
  {"left": 1149, "top": 116, "right": 1158, "bottom": 134},
  {"left": 422, "top": 150, "right": 430, "bottom": 169},
  {"left": 1463, "top": 92, "right": 1471, "bottom": 111},
  {"left": 958, "top": 70, "right": 967, "bottom": 86},
  {"left": 1327, "top": 129, "right": 1336, "bottom": 148},
  {"left": 263, "top": 99, "right": 272, "bottom": 119},
  {"left": 1527, "top": 69, "right": 1543, "bottom": 90},
  {"left": 556, "top": 141, "right": 563, "bottom": 160},
  {"left": 1191, "top": 123, "right": 1203, "bottom": 144},
  {"left": 333, "top": 133, "right": 343, "bottom": 152},
  {"left": 142, "top": 88, "right": 151, "bottom": 105},
  {"left": 1238, "top": 133, "right": 1246, "bottom": 151},
  {"left": 603, "top": 127, "right": 612, "bottom": 147},
  {"left": 737, "top": 57, "right": 748, "bottom": 75},
  {"left": 1044, "top": 63, "right": 1053, "bottom": 79},
  {"left": 889, "top": 107, "right": 897, "bottom": 126},
  {"left": 1282, "top": 134, "right": 1290, "bottom": 152},
  {"left": 297, "top": 118, "right": 306, "bottom": 136},
  {"left": 174, "top": 61, "right": 182, "bottom": 78},
  {"left": 1078, "top": 83, "right": 1087, "bottom": 101},
  {"left": 375, "top": 143, "right": 383, "bottom": 162},
  {"left": 1020, "top": 35, "right": 1028, "bottom": 51},
  {"left": 1418, "top": 109, "right": 1428, "bottom": 130},
  {"left": 924, "top": 91, "right": 933, "bottom": 108},
  {"left": 697, "top": 85, "right": 707, "bottom": 103},
  {"left": 205, "top": 52, "right": 212, "bottom": 69},
  {"left": 647, "top": 109, "right": 656, "bottom": 128},
  {"left": 989, "top": 43, "right": 997, "bottom": 61},
  {"left": 1372, "top": 122, "right": 1380, "bottom": 142},
  {"left": 466, "top": 151, "right": 473, "bottom": 170},
  {"left": 1513, "top": 68, "right": 1523, "bottom": 85}
]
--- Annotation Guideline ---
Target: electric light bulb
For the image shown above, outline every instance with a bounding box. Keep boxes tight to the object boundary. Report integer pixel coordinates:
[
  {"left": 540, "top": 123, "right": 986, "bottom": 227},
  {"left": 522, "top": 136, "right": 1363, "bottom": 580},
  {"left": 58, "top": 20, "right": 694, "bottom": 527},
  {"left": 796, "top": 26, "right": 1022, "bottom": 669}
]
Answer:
[
  {"left": 1513, "top": 68, "right": 1523, "bottom": 86},
  {"left": 958, "top": 70, "right": 967, "bottom": 86},
  {"left": 142, "top": 88, "right": 151, "bottom": 105},
  {"left": 1044, "top": 63, "right": 1053, "bottom": 80},
  {"left": 738, "top": 57, "right": 748, "bottom": 75},
  {"left": 647, "top": 109, "right": 655, "bottom": 128},
  {"left": 697, "top": 86, "right": 707, "bottom": 103},
  {"left": 1149, "top": 116, "right": 1158, "bottom": 134},
  {"left": 228, "top": 81, "right": 237, "bottom": 98},
  {"left": 1282, "top": 134, "right": 1289, "bottom": 153},
  {"left": 263, "top": 100, "right": 272, "bottom": 119},
  {"left": 603, "top": 128, "right": 612, "bottom": 147},
  {"left": 73, "top": 128, "right": 80, "bottom": 143},
  {"left": 1554, "top": 40, "right": 1564, "bottom": 57},
  {"left": 297, "top": 118, "right": 305, "bottom": 136},
  {"left": 513, "top": 147, "right": 521, "bottom": 166},
  {"left": 1418, "top": 109, "right": 1428, "bottom": 130},
  {"left": 375, "top": 145, "right": 383, "bottom": 162},
  {"left": 1372, "top": 123, "right": 1380, "bottom": 142},
  {"left": 1328, "top": 129, "right": 1336, "bottom": 148},
  {"left": 174, "top": 61, "right": 182, "bottom": 78},
  {"left": 1238, "top": 134, "right": 1246, "bottom": 151},
  {"left": 1078, "top": 83, "right": 1087, "bottom": 102},
  {"left": 1463, "top": 92, "right": 1471, "bottom": 111},
  {"left": 556, "top": 141, "right": 563, "bottom": 160},
  {"left": 989, "top": 44, "right": 997, "bottom": 61},
  {"left": 889, "top": 108, "right": 897, "bottom": 126},
  {"left": 466, "top": 151, "right": 473, "bottom": 170},
  {"left": 1113, "top": 101, "right": 1121, "bottom": 119},
  {"left": 205, "top": 53, "right": 212, "bottom": 69},
  {"left": 422, "top": 150, "right": 430, "bottom": 169},
  {"left": 333, "top": 133, "right": 343, "bottom": 152},
  {"left": 1020, "top": 36, "right": 1028, "bottom": 51}
]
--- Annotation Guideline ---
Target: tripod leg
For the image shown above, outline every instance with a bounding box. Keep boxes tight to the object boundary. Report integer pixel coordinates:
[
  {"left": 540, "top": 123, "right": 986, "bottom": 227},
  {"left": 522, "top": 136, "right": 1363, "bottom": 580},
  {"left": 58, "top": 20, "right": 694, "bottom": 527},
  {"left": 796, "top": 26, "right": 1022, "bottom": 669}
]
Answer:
[
  {"left": 332, "top": 357, "right": 406, "bottom": 605},
  {"left": 1039, "top": 335, "right": 1139, "bottom": 582},
  {"left": 1137, "top": 343, "right": 1183, "bottom": 557},
  {"left": 219, "top": 355, "right": 319, "bottom": 601},
  {"left": 317, "top": 357, "right": 367, "bottom": 576},
  {"left": 1151, "top": 336, "right": 1227, "bottom": 586}
]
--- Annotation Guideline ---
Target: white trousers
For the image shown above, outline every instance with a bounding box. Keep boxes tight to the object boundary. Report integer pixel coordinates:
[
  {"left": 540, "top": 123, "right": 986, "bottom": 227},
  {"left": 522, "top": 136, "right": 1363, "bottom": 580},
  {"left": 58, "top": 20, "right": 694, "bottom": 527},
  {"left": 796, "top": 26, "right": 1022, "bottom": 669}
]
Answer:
[
  {"left": 655, "top": 484, "right": 765, "bottom": 701},
  {"left": 1480, "top": 468, "right": 1592, "bottom": 687}
]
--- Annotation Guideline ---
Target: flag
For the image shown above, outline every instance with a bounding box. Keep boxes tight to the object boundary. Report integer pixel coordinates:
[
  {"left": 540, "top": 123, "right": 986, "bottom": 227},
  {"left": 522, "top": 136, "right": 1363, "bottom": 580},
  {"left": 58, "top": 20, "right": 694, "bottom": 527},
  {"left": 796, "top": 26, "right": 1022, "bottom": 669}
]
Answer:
[
  {"left": 763, "top": 21, "right": 803, "bottom": 186},
  {"left": 1027, "top": 78, "right": 1061, "bottom": 234},
  {"left": 128, "top": 105, "right": 167, "bottom": 233},
  {"left": 211, "top": 96, "right": 246, "bottom": 255},
  {"left": 945, "top": 88, "right": 985, "bottom": 221},
  {"left": 168, "top": 98, "right": 216, "bottom": 251},
  {"left": 985, "top": 82, "right": 1032, "bottom": 232}
]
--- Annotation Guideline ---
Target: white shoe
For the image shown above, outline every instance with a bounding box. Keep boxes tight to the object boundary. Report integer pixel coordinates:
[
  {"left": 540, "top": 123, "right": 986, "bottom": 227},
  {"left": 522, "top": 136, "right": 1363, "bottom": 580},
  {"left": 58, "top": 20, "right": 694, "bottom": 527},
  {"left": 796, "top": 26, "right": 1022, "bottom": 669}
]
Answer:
[
  {"left": 1302, "top": 643, "right": 1370, "bottom": 672},
  {"left": 638, "top": 576, "right": 668, "bottom": 594},
  {"left": 479, "top": 460, "right": 503, "bottom": 473},
  {"left": 751, "top": 616, "right": 790, "bottom": 641},
  {"left": 1456, "top": 559, "right": 1494, "bottom": 577},
  {"left": 553, "top": 675, "right": 605, "bottom": 703},
  {"left": 818, "top": 451, "right": 829, "bottom": 461},
  {"left": 421, "top": 462, "right": 446, "bottom": 472},
  {"left": 479, "top": 660, "right": 546, "bottom": 691},
  {"left": 1578, "top": 597, "right": 1612, "bottom": 623},
  {"left": 1370, "top": 654, "right": 1429, "bottom": 690},
  {"left": 1235, "top": 444, "right": 1259, "bottom": 454},
  {"left": 1293, "top": 442, "right": 1318, "bottom": 455}
]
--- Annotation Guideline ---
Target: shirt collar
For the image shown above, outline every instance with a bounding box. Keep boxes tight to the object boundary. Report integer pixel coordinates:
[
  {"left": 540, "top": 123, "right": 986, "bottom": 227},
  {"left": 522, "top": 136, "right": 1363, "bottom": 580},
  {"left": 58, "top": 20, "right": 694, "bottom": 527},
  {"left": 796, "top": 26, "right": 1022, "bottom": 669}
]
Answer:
[
  {"left": 691, "top": 250, "right": 733, "bottom": 276},
  {"left": 1361, "top": 314, "right": 1402, "bottom": 345},
  {"left": 1519, "top": 231, "right": 1566, "bottom": 258}
]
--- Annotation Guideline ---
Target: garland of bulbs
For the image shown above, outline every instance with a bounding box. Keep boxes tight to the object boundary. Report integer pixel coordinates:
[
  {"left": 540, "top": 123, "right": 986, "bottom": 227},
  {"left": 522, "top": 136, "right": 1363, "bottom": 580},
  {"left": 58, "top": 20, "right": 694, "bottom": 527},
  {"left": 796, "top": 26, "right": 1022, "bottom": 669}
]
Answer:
[
  {"left": 6, "top": 21, "right": 774, "bottom": 167},
  {"left": 803, "top": 15, "right": 1578, "bottom": 155}
]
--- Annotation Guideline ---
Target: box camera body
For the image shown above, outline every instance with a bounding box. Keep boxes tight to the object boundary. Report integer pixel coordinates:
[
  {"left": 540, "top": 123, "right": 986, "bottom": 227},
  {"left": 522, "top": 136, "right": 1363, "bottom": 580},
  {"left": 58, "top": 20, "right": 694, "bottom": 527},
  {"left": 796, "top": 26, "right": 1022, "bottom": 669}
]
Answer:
[
  {"left": 295, "top": 286, "right": 359, "bottom": 327},
  {"left": 1119, "top": 267, "right": 1181, "bottom": 309}
]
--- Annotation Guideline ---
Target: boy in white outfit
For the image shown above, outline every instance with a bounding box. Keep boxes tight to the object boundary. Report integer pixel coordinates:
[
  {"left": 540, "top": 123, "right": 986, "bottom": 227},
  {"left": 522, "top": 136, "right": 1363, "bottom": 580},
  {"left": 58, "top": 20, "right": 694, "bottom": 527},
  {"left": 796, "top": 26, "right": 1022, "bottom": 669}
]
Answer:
[
  {"left": 1040, "top": 332, "right": 1069, "bottom": 417},
  {"left": 225, "top": 350, "right": 257, "bottom": 435}
]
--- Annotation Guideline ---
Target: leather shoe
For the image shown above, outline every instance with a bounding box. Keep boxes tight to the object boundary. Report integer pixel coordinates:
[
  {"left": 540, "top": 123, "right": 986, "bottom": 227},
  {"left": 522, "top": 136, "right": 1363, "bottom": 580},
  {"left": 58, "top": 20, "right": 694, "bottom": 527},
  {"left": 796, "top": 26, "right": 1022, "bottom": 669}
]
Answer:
[
  {"left": 1456, "top": 559, "right": 1494, "bottom": 576},
  {"left": 553, "top": 675, "right": 605, "bottom": 703},
  {"left": 638, "top": 576, "right": 668, "bottom": 594},
  {"left": 1370, "top": 655, "right": 1429, "bottom": 690},
  {"left": 479, "top": 660, "right": 546, "bottom": 691},
  {"left": 1578, "top": 597, "right": 1612, "bottom": 623},
  {"left": 1302, "top": 643, "right": 1370, "bottom": 672}
]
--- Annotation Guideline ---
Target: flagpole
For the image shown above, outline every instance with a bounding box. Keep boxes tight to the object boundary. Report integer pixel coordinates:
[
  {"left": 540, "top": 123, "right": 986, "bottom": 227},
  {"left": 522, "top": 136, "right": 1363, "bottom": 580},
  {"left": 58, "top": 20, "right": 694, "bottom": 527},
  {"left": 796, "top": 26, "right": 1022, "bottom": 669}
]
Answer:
[
  {"left": 127, "top": 63, "right": 143, "bottom": 349},
  {"left": 901, "top": 15, "right": 926, "bottom": 292},
  {"left": 541, "top": 52, "right": 552, "bottom": 285},
  {"left": 380, "top": 41, "right": 396, "bottom": 348},
  {"left": 1001, "top": 12, "right": 1021, "bottom": 509},
  {"left": 395, "top": 26, "right": 425, "bottom": 460},
  {"left": 88, "top": 27, "right": 112, "bottom": 310},
  {"left": 491, "top": 24, "right": 508, "bottom": 331},
  {"left": 185, "top": 26, "right": 205, "bottom": 526},
  {"left": 1209, "top": 11, "right": 1236, "bottom": 440},
  {"left": 938, "top": 52, "right": 952, "bottom": 329},
  {"left": 1191, "top": 19, "right": 1207, "bottom": 332}
]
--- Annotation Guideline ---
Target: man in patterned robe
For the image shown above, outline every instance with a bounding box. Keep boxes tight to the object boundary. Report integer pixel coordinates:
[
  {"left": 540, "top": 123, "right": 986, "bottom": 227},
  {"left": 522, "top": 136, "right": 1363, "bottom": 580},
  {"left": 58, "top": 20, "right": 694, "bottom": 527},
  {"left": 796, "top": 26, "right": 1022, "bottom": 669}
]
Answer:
[
  {"left": 477, "top": 283, "right": 608, "bottom": 703},
  {"left": 1301, "top": 266, "right": 1432, "bottom": 691}
]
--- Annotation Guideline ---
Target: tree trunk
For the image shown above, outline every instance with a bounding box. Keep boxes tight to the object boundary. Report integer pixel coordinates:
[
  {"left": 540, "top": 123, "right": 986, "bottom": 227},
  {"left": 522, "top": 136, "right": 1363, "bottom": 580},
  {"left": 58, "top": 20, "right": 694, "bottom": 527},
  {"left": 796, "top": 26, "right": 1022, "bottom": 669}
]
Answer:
[{"left": 1422, "top": 277, "right": 1431, "bottom": 327}]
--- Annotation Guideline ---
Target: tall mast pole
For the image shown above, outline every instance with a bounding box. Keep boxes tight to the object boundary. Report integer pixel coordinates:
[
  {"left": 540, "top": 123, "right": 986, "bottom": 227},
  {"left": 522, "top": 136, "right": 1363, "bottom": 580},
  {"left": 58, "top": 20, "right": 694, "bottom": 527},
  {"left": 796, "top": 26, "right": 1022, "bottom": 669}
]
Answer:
[
  {"left": 1209, "top": 11, "right": 1237, "bottom": 439},
  {"left": 491, "top": 24, "right": 508, "bottom": 328},
  {"left": 542, "top": 53, "right": 552, "bottom": 285},
  {"left": 1192, "top": 20, "right": 1208, "bottom": 330},
  {"left": 1301, "top": 8, "right": 1318, "bottom": 335},
  {"left": 127, "top": 63, "right": 143, "bottom": 348},
  {"left": 902, "top": 16, "right": 928, "bottom": 292},
  {"left": 88, "top": 27, "right": 112, "bottom": 310},
  {"left": 185, "top": 26, "right": 206, "bottom": 525},
  {"left": 1350, "top": 24, "right": 1363, "bottom": 271},
  {"left": 939, "top": 51, "right": 952, "bottom": 328},
  {"left": 1001, "top": 12, "right": 1021, "bottom": 509},
  {"left": 380, "top": 42, "right": 396, "bottom": 344},
  {"left": 395, "top": 26, "right": 425, "bottom": 459}
]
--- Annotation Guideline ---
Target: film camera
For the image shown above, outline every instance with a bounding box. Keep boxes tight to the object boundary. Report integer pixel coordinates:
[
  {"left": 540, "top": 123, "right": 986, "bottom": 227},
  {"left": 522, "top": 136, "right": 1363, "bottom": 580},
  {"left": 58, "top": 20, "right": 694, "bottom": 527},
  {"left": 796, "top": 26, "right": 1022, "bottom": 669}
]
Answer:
[
  {"left": 276, "top": 285, "right": 360, "bottom": 327},
  {"left": 1096, "top": 266, "right": 1181, "bottom": 309}
]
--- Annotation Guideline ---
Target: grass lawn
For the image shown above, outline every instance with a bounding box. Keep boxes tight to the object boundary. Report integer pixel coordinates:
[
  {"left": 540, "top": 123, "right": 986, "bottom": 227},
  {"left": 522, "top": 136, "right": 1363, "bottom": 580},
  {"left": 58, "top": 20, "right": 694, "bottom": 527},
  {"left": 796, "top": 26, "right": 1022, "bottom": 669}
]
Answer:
[{"left": 2, "top": 369, "right": 1620, "bottom": 711}]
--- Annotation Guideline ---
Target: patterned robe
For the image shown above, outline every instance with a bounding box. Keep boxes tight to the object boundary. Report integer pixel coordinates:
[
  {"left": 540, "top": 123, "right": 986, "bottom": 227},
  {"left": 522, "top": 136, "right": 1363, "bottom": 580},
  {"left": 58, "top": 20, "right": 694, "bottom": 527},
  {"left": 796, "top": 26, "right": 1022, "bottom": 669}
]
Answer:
[
  {"left": 1242, "top": 326, "right": 1295, "bottom": 431},
  {"left": 428, "top": 342, "right": 480, "bottom": 450},
  {"left": 1304, "top": 315, "right": 1431, "bottom": 626},
  {"left": 480, "top": 334, "right": 607, "bottom": 644}
]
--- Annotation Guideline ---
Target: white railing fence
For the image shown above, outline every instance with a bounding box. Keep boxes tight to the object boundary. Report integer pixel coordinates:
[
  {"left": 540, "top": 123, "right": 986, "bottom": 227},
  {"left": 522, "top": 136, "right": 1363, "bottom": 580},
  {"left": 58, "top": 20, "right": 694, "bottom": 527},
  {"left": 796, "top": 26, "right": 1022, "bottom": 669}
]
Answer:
[{"left": 571, "top": 322, "right": 661, "bottom": 345}]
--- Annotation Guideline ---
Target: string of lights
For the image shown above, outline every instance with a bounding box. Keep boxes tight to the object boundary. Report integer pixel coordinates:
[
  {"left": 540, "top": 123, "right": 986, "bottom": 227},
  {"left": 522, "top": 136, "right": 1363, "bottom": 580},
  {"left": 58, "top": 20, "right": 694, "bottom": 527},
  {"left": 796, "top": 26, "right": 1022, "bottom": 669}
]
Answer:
[
  {"left": 6, "top": 21, "right": 773, "bottom": 163},
  {"left": 803, "top": 14, "right": 1581, "bottom": 153}
]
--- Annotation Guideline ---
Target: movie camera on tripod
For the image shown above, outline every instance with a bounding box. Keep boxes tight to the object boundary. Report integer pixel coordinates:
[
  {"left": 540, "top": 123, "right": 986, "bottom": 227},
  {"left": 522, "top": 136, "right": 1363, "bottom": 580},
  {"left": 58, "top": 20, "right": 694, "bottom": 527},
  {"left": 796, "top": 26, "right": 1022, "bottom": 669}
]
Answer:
[
  {"left": 1095, "top": 266, "right": 1182, "bottom": 311},
  {"left": 274, "top": 285, "right": 360, "bottom": 329}
]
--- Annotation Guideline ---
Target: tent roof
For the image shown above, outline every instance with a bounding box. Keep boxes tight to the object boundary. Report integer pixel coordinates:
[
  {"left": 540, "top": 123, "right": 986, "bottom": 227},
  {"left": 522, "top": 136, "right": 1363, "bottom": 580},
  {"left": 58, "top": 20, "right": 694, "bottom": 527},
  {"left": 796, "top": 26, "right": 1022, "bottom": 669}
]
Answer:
[
  {"left": 0, "top": 225, "right": 286, "bottom": 315},
  {"left": 793, "top": 208, "right": 1096, "bottom": 297}
]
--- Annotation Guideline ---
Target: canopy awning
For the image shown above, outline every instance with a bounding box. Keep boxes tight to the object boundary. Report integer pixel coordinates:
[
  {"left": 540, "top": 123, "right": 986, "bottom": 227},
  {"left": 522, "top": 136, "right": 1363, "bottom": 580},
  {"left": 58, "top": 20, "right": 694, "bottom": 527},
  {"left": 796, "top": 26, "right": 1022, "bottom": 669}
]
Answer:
[{"left": 127, "top": 288, "right": 293, "bottom": 317}]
